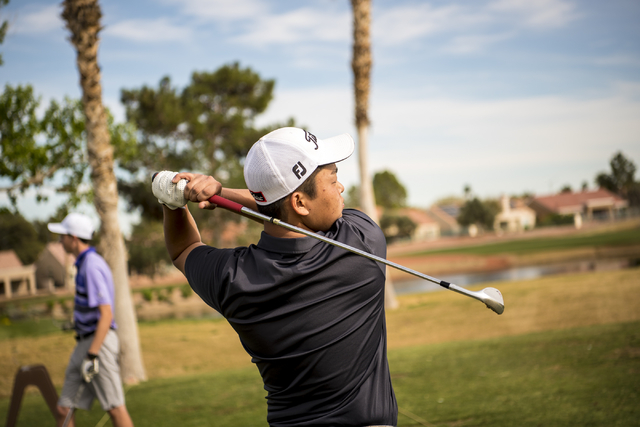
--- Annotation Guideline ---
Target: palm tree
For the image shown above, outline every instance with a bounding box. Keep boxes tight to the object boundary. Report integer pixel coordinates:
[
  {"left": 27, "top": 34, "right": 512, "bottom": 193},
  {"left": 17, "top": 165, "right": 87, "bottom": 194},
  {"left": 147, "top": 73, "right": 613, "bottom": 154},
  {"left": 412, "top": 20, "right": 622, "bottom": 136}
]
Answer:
[
  {"left": 61, "top": 0, "right": 146, "bottom": 384},
  {"left": 350, "top": 0, "right": 399, "bottom": 309}
]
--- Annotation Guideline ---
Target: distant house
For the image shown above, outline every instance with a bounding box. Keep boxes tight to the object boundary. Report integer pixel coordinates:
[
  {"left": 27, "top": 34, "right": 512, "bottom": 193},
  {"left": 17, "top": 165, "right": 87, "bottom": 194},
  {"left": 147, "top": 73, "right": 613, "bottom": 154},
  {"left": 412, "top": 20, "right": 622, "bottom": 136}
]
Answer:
[
  {"left": 529, "top": 188, "right": 628, "bottom": 223},
  {"left": 494, "top": 195, "right": 537, "bottom": 233},
  {"left": 378, "top": 207, "right": 441, "bottom": 242},
  {"left": 35, "top": 242, "right": 76, "bottom": 293},
  {"left": 401, "top": 207, "right": 441, "bottom": 241},
  {"left": 0, "top": 250, "right": 36, "bottom": 299},
  {"left": 427, "top": 204, "right": 462, "bottom": 236}
]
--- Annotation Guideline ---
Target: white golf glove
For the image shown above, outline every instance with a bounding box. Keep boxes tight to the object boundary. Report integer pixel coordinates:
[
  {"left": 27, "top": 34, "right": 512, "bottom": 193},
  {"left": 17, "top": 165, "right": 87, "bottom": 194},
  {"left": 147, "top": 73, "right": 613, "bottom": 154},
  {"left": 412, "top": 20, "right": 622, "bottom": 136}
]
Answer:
[
  {"left": 152, "top": 171, "right": 188, "bottom": 210},
  {"left": 81, "top": 354, "right": 99, "bottom": 383}
]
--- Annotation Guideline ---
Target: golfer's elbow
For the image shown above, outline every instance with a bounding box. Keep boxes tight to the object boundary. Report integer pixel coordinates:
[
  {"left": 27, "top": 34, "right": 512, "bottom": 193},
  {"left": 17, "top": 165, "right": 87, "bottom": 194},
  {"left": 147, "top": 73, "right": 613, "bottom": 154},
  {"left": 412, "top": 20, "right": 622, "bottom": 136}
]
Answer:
[{"left": 171, "top": 241, "right": 203, "bottom": 274}]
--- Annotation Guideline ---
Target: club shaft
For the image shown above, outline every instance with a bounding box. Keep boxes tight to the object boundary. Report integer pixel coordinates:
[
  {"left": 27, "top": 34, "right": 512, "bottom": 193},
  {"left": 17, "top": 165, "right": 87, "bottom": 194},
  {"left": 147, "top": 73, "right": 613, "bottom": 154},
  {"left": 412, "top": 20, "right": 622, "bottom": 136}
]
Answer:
[{"left": 209, "top": 195, "right": 487, "bottom": 304}]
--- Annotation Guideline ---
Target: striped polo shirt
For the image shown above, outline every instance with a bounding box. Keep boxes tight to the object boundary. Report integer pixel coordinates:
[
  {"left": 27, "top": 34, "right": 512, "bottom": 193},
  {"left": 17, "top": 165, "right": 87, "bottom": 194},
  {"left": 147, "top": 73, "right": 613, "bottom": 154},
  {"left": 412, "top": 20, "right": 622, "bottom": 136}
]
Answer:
[{"left": 74, "top": 247, "right": 117, "bottom": 336}]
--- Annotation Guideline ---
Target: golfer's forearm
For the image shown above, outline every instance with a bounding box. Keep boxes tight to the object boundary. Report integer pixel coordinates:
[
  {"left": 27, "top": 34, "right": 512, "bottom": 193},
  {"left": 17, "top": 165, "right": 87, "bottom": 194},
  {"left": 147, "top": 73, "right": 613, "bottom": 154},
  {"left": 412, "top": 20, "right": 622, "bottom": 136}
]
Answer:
[
  {"left": 163, "top": 205, "right": 202, "bottom": 262},
  {"left": 220, "top": 188, "right": 258, "bottom": 211}
]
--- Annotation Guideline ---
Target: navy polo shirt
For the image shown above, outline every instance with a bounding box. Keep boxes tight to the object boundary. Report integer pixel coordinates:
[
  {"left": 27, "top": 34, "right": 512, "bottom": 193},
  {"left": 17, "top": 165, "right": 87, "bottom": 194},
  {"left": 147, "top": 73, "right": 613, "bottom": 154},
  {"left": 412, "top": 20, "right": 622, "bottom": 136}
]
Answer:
[{"left": 185, "top": 209, "right": 397, "bottom": 426}]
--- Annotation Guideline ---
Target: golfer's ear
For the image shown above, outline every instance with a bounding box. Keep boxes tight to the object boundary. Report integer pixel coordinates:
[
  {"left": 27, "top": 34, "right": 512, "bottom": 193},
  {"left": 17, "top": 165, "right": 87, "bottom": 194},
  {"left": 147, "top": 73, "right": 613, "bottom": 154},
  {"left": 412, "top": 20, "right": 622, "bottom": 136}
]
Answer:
[{"left": 290, "top": 191, "right": 310, "bottom": 217}]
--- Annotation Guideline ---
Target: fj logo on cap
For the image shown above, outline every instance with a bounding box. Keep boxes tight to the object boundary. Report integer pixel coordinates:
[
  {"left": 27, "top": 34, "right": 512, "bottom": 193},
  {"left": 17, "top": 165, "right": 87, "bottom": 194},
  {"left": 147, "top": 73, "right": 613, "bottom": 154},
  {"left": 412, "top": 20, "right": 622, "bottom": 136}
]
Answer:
[
  {"left": 292, "top": 161, "right": 307, "bottom": 179},
  {"left": 304, "top": 131, "right": 318, "bottom": 150}
]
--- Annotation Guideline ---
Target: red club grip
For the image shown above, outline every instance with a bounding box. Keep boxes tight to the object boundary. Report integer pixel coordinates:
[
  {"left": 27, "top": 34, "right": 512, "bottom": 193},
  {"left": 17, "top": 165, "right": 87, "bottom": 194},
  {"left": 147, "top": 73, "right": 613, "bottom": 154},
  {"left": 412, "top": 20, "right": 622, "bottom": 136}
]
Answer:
[{"left": 208, "top": 195, "right": 244, "bottom": 213}]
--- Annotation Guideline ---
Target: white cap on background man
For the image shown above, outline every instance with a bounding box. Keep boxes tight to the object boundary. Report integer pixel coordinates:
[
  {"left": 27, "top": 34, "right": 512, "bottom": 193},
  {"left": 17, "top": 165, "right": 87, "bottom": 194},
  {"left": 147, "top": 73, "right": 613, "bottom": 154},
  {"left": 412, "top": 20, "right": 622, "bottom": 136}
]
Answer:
[{"left": 47, "top": 213, "right": 95, "bottom": 240}]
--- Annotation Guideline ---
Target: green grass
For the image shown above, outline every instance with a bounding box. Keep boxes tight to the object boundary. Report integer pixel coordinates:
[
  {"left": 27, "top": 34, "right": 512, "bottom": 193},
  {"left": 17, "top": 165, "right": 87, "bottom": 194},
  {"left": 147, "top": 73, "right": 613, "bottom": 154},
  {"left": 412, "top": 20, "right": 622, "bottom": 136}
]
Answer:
[
  {"left": 390, "top": 321, "right": 640, "bottom": 426},
  {"left": 410, "top": 225, "right": 640, "bottom": 257},
  {"left": 0, "top": 317, "right": 69, "bottom": 340},
  {"left": 2, "top": 321, "right": 638, "bottom": 426}
]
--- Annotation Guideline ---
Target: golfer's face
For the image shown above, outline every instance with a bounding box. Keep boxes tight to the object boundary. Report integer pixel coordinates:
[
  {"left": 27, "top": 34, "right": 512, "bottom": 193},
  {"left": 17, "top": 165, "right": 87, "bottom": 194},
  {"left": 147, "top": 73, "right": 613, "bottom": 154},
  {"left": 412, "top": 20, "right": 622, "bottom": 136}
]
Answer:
[
  {"left": 305, "top": 163, "right": 345, "bottom": 231},
  {"left": 59, "top": 234, "right": 74, "bottom": 254}
]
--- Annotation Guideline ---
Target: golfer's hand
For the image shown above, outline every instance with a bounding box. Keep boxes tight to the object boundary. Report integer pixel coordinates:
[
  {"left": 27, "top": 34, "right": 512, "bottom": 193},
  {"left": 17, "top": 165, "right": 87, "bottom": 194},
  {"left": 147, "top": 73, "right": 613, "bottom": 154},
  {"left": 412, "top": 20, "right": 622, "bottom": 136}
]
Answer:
[
  {"left": 81, "top": 354, "right": 99, "bottom": 383},
  {"left": 152, "top": 171, "right": 188, "bottom": 210},
  {"left": 174, "top": 173, "right": 222, "bottom": 210}
]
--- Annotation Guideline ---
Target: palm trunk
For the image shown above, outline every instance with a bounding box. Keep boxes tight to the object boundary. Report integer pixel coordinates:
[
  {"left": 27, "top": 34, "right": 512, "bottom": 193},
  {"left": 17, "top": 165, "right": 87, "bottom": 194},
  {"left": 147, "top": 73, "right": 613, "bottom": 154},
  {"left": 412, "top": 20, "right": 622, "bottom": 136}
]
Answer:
[
  {"left": 62, "top": 0, "right": 146, "bottom": 384},
  {"left": 351, "top": 0, "right": 399, "bottom": 309}
]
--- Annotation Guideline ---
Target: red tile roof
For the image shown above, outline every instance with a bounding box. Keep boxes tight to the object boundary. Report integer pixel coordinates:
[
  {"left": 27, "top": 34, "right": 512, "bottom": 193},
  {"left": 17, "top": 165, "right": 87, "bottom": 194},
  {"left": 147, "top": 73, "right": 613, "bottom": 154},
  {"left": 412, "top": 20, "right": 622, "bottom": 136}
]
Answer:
[
  {"left": 532, "top": 188, "right": 627, "bottom": 214},
  {"left": 0, "top": 250, "right": 23, "bottom": 269}
]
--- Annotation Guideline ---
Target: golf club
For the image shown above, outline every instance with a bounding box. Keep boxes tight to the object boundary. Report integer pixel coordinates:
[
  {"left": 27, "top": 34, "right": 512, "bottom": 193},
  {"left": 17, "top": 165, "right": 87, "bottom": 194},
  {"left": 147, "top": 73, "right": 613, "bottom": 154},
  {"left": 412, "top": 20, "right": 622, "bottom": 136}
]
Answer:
[{"left": 153, "top": 173, "right": 505, "bottom": 315}]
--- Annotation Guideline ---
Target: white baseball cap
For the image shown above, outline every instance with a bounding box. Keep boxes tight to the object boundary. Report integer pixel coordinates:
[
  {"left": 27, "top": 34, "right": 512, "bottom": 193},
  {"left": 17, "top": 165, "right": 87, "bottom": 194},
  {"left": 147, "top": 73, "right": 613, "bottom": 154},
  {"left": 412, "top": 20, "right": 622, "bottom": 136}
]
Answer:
[
  {"left": 244, "top": 127, "right": 354, "bottom": 205},
  {"left": 47, "top": 213, "right": 95, "bottom": 240}
]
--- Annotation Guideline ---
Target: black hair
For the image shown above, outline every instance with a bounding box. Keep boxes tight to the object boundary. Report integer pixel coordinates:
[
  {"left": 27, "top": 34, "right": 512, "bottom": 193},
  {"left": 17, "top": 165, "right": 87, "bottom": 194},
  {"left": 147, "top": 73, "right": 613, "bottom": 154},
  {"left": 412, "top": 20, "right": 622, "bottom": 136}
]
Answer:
[{"left": 68, "top": 234, "right": 91, "bottom": 245}]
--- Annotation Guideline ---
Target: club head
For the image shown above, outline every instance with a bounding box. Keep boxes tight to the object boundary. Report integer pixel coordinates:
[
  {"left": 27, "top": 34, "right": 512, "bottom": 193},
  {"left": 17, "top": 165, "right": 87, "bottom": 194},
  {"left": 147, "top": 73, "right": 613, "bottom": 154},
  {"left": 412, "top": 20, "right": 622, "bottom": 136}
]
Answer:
[{"left": 480, "top": 287, "right": 504, "bottom": 315}]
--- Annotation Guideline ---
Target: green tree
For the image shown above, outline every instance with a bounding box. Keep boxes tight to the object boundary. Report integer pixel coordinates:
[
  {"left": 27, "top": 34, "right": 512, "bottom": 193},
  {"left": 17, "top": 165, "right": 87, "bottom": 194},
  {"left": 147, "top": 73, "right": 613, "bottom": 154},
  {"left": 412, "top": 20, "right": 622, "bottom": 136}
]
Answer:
[
  {"left": 119, "top": 63, "right": 292, "bottom": 223},
  {"left": 127, "top": 219, "right": 170, "bottom": 278},
  {"left": 0, "top": 208, "right": 44, "bottom": 265},
  {"left": 379, "top": 214, "right": 416, "bottom": 243},
  {"left": 458, "top": 197, "right": 500, "bottom": 231},
  {"left": 0, "top": 84, "right": 136, "bottom": 207},
  {"left": 373, "top": 170, "right": 407, "bottom": 209},
  {"left": 344, "top": 184, "right": 360, "bottom": 208},
  {"left": 596, "top": 151, "right": 640, "bottom": 206}
]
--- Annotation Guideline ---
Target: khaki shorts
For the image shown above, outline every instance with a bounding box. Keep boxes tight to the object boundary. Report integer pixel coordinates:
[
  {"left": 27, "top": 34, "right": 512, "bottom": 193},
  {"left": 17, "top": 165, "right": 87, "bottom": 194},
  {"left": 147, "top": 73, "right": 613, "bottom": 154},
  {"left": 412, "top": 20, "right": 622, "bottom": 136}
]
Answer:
[{"left": 58, "top": 329, "right": 126, "bottom": 411}]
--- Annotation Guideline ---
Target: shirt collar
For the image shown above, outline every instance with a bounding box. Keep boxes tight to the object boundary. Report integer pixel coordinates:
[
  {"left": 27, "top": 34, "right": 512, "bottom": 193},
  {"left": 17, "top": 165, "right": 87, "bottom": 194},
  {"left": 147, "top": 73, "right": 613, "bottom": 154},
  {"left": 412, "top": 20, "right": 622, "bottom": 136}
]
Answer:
[
  {"left": 75, "top": 246, "right": 96, "bottom": 267},
  {"left": 257, "top": 231, "right": 322, "bottom": 254}
]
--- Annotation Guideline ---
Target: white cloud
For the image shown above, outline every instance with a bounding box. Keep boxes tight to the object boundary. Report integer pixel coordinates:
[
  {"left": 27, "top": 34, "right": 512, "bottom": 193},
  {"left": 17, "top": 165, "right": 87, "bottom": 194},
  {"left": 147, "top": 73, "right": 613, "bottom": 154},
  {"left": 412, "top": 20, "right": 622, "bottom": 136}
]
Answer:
[
  {"left": 256, "top": 85, "right": 353, "bottom": 137},
  {"left": 373, "top": 0, "right": 579, "bottom": 49},
  {"left": 488, "top": 0, "right": 579, "bottom": 29},
  {"left": 103, "top": 18, "right": 194, "bottom": 43},
  {"left": 592, "top": 54, "right": 640, "bottom": 67},
  {"left": 442, "top": 32, "right": 513, "bottom": 54},
  {"left": 232, "top": 8, "right": 350, "bottom": 46},
  {"left": 374, "top": 4, "right": 490, "bottom": 46},
  {"left": 162, "top": 0, "right": 268, "bottom": 21},
  {"left": 11, "top": 4, "right": 64, "bottom": 35}
]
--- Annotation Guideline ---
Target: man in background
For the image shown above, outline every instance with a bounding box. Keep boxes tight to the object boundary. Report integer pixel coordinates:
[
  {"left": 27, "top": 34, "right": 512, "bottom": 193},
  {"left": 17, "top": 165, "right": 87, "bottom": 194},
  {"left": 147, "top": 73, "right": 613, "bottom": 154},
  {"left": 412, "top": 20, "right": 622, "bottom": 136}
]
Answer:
[{"left": 48, "top": 213, "right": 133, "bottom": 427}]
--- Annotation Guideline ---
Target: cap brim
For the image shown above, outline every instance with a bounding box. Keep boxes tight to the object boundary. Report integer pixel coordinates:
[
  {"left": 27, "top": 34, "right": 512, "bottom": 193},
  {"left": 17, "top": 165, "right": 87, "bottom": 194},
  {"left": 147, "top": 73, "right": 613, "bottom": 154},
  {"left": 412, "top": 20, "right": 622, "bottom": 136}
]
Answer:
[
  {"left": 47, "top": 223, "right": 68, "bottom": 235},
  {"left": 316, "top": 133, "right": 355, "bottom": 166}
]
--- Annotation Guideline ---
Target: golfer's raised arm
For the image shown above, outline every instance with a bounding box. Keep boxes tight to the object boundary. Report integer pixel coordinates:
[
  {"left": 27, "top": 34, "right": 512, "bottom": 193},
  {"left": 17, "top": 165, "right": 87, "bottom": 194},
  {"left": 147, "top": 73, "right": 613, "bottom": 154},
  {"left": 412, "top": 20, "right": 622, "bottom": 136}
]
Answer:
[{"left": 162, "top": 205, "right": 203, "bottom": 274}]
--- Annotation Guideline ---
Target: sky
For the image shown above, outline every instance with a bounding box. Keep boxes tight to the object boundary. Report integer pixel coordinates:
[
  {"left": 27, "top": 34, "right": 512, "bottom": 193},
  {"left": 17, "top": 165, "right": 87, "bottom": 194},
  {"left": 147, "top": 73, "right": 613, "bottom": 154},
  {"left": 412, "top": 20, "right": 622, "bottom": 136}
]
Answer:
[{"left": 2, "top": 0, "right": 640, "bottom": 235}]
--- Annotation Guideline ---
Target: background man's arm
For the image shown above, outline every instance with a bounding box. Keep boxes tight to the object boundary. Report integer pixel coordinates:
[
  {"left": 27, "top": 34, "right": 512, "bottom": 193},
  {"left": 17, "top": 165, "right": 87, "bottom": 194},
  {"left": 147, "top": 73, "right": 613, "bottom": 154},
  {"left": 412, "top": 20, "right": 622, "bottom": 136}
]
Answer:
[{"left": 88, "top": 304, "right": 112, "bottom": 356}]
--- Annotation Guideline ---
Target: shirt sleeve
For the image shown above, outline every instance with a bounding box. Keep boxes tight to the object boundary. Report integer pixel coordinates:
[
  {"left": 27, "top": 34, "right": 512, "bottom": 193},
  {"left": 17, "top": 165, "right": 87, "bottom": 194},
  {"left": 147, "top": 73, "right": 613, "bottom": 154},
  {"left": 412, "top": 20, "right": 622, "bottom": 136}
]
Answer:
[
  {"left": 184, "top": 245, "right": 237, "bottom": 314},
  {"left": 340, "top": 209, "right": 387, "bottom": 259},
  {"left": 85, "top": 255, "right": 114, "bottom": 308}
]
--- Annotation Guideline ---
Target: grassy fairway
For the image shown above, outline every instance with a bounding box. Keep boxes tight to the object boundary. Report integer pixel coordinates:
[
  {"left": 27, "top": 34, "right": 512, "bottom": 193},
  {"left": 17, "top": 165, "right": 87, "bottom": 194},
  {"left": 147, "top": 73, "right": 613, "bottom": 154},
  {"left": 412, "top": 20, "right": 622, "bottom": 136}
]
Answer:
[
  {"left": 390, "top": 322, "right": 640, "bottom": 426},
  {"left": 3, "top": 321, "right": 638, "bottom": 426},
  {"left": 1, "top": 268, "right": 639, "bottom": 425}
]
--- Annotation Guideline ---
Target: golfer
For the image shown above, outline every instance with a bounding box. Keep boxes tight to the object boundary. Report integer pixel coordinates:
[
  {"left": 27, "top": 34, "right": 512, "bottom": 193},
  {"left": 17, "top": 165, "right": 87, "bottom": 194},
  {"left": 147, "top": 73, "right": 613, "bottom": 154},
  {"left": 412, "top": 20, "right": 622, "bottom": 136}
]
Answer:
[
  {"left": 156, "top": 127, "right": 397, "bottom": 426},
  {"left": 48, "top": 213, "right": 134, "bottom": 427}
]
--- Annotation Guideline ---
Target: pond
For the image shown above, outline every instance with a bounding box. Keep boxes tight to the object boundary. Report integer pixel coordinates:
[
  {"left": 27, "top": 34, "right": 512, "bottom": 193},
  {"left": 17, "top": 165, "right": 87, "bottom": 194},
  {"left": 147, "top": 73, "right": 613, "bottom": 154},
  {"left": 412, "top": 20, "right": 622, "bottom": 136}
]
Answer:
[{"left": 393, "top": 258, "right": 637, "bottom": 295}]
